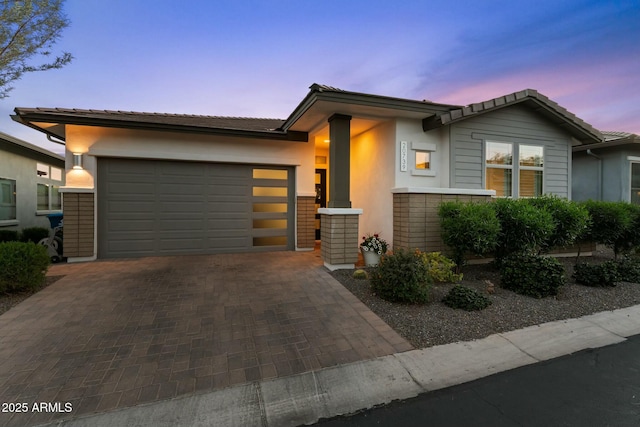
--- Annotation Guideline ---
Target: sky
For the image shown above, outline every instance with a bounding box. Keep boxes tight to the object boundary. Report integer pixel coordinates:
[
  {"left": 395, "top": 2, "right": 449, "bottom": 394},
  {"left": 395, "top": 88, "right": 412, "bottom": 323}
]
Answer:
[{"left": 1, "top": 0, "right": 639, "bottom": 155}]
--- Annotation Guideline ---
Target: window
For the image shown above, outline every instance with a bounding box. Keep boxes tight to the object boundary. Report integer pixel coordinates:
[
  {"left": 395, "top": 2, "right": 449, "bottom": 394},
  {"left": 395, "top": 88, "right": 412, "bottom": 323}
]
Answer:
[
  {"left": 36, "top": 162, "right": 63, "bottom": 212},
  {"left": 0, "top": 178, "right": 17, "bottom": 221},
  {"left": 409, "top": 141, "right": 436, "bottom": 176},
  {"left": 519, "top": 145, "right": 544, "bottom": 197},
  {"left": 485, "top": 142, "right": 513, "bottom": 197},
  {"left": 415, "top": 151, "right": 430, "bottom": 170},
  {"left": 485, "top": 142, "right": 544, "bottom": 198},
  {"left": 631, "top": 163, "right": 640, "bottom": 204}
]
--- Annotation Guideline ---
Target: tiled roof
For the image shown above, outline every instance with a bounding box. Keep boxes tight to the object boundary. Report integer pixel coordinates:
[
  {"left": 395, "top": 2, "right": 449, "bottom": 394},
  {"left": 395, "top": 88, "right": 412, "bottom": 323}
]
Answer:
[
  {"left": 601, "top": 130, "right": 634, "bottom": 141},
  {"left": 14, "top": 107, "right": 286, "bottom": 132},
  {"left": 423, "top": 89, "right": 603, "bottom": 143}
]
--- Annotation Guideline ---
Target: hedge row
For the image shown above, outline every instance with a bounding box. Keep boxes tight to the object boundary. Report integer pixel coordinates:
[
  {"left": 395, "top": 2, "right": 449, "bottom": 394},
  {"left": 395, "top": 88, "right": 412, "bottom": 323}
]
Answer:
[
  {"left": 0, "top": 227, "right": 50, "bottom": 244},
  {"left": 439, "top": 197, "right": 640, "bottom": 266}
]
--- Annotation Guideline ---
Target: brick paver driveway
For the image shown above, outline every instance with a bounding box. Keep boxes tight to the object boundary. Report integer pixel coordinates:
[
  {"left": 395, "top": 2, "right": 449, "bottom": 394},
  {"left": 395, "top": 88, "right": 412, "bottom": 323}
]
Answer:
[{"left": 0, "top": 250, "right": 411, "bottom": 426}]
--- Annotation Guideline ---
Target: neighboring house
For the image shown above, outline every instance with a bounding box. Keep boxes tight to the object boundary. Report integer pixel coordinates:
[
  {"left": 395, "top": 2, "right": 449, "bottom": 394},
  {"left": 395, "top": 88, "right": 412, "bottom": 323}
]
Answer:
[
  {"left": 0, "top": 132, "right": 64, "bottom": 231},
  {"left": 11, "top": 85, "right": 603, "bottom": 268},
  {"left": 572, "top": 131, "right": 640, "bottom": 203}
]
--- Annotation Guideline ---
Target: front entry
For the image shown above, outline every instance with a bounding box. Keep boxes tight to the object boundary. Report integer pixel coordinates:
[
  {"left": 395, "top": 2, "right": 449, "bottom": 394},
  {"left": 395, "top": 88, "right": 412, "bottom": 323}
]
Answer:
[{"left": 315, "top": 168, "right": 326, "bottom": 240}]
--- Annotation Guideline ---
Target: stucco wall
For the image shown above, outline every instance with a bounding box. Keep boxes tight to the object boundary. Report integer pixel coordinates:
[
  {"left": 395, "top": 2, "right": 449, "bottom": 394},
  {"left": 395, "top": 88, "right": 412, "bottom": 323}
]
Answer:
[
  {"left": 350, "top": 120, "right": 396, "bottom": 243},
  {"left": 394, "top": 119, "right": 450, "bottom": 189},
  {"left": 64, "top": 125, "right": 316, "bottom": 195},
  {"left": 0, "top": 146, "right": 64, "bottom": 231}
]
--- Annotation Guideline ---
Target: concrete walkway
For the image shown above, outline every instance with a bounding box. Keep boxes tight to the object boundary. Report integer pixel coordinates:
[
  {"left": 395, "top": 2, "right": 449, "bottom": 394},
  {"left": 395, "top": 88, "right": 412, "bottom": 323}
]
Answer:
[
  {"left": 28, "top": 303, "right": 640, "bottom": 427},
  {"left": 0, "top": 251, "right": 411, "bottom": 427}
]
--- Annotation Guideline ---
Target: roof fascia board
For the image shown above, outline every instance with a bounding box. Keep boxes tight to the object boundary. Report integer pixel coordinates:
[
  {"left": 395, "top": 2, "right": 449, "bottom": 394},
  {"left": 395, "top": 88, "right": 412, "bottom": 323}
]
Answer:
[
  {"left": 573, "top": 137, "right": 640, "bottom": 152},
  {"left": 281, "top": 85, "right": 457, "bottom": 131},
  {"left": 0, "top": 131, "right": 64, "bottom": 161},
  {"left": 12, "top": 111, "right": 308, "bottom": 142}
]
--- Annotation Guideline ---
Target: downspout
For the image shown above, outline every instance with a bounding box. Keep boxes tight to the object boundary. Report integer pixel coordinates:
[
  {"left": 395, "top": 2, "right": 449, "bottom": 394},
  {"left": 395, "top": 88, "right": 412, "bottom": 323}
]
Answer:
[{"left": 586, "top": 149, "right": 602, "bottom": 201}]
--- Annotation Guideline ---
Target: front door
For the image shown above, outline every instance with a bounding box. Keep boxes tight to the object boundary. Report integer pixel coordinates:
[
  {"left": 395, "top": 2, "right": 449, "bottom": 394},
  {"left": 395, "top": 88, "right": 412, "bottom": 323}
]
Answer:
[{"left": 315, "top": 168, "right": 327, "bottom": 240}]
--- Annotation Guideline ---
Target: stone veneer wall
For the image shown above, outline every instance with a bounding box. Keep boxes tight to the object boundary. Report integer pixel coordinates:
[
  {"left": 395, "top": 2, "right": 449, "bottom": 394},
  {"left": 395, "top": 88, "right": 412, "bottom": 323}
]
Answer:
[
  {"left": 320, "top": 213, "right": 359, "bottom": 265},
  {"left": 296, "top": 196, "right": 316, "bottom": 249},
  {"left": 63, "top": 193, "right": 95, "bottom": 258},
  {"left": 393, "top": 192, "right": 493, "bottom": 253}
]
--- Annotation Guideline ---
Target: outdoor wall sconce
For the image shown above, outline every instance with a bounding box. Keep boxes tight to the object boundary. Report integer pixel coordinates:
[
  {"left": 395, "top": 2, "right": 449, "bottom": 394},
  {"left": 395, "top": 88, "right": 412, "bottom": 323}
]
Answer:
[{"left": 72, "top": 153, "right": 83, "bottom": 170}]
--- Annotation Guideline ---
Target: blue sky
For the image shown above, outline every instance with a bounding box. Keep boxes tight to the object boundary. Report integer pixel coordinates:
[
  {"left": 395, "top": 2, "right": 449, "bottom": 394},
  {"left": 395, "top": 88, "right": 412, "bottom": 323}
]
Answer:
[{"left": 2, "top": 0, "right": 639, "bottom": 154}]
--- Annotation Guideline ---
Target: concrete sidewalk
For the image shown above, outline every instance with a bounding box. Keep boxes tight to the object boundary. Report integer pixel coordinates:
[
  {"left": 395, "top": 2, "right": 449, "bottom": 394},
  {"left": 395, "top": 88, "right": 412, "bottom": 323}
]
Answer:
[{"left": 35, "top": 304, "right": 640, "bottom": 427}]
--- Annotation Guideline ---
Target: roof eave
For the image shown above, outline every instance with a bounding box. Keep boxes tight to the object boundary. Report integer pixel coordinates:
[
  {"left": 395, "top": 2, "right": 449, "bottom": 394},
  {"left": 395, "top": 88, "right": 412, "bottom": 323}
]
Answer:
[
  {"left": 280, "top": 83, "right": 459, "bottom": 131},
  {"left": 422, "top": 93, "right": 603, "bottom": 144},
  {"left": 12, "top": 110, "right": 308, "bottom": 142}
]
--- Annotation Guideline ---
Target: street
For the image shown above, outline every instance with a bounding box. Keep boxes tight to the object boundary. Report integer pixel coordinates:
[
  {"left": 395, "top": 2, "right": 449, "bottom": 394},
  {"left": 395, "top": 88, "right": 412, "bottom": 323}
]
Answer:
[{"left": 317, "top": 334, "right": 640, "bottom": 426}]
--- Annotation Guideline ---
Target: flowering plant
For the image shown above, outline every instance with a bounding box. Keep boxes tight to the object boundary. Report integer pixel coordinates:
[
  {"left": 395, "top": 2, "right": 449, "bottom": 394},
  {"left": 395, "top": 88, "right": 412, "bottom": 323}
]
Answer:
[{"left": 360, "top": 233, "right": 388, "bottom": 255}]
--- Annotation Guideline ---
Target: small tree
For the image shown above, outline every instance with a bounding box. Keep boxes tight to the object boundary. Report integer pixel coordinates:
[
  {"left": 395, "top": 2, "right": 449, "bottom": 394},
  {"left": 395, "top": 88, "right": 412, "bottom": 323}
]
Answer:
[
  {"left": 439, "top": 201, "right": 500, "bottom": 271},
  {"left": 580, "top": 200, "right": 634, "bottom": 258},
  {"left": 0, "top": 0, "right": 73, "bottom": 98}
]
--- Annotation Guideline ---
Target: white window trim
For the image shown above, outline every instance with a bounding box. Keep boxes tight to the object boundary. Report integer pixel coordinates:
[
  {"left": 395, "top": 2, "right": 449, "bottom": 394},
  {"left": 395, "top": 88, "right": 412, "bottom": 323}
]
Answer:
[
  {"left": 485, "top": 141, "right": 545, "bottom": 198},
  {"left": 410, "top": 141, "right": 436, "bottom": 177},
  {"left": 629, "top": 160, "right": 640, "bottom": 203},
  {"left": 0, "top": 177, "right": 17, "bottom": 223}
]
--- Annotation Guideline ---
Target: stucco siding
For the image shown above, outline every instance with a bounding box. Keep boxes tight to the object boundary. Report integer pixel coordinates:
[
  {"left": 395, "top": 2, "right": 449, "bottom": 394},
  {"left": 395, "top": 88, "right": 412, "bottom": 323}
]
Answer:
[
  {"left": 0, "top": 144, "right": 64, "bottom": 230},
  {"left": 351, "top": 120, "right": 396, "bottom": 241},
  {"left": 450, "top": 104, "right": 573, "bottom": 198}
]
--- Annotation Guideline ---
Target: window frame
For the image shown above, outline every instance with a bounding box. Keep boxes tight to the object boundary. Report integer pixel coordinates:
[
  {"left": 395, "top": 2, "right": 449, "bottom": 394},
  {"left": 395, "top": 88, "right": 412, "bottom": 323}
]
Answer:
[
  {"left": 35, "top": 162, "right": 63, "bottom": 214},
  {"left": 0, "top": 177, "right": 17, "bottom": 224},
  {"left": 485, "top": 141, "right": 545, "bottom": 198},
  {"left": 630, "top": 161, "right": 640, "bottom": 204}
]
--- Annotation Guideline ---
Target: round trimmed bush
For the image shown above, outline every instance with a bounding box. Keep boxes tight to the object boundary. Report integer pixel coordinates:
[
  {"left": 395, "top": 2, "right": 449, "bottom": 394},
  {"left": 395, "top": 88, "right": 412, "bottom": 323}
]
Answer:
[
  {"left": 442, "top": 285, "right": 492, "bottom": 311},
  {"left": 0, "top": 242, "right": 50, "bottom": 293},
  {"left": 500, "top": 253, "right": 565, "bottom": 298},
  {"left": 370, "top": 248, "right": 432, "bottom": 304}
]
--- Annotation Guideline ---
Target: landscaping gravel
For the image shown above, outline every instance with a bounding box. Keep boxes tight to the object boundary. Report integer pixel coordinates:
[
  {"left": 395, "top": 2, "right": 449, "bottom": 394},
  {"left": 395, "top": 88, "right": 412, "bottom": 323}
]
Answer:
[
  {"left": 0, "top": 275, "right": 62, "bottom": 316},
  {"left": 331, "top": 248, "right": 640, "bottom": 349}
]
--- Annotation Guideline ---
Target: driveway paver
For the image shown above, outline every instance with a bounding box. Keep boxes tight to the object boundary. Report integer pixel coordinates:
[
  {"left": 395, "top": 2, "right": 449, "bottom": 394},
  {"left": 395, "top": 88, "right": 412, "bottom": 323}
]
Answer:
[{"left": 0, "top": 251, "right": 411, "bottom": 426}]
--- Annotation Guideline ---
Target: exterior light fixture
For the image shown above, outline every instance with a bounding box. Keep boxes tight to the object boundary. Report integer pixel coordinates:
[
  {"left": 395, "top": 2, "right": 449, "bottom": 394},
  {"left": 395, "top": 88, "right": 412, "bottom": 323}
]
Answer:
[{"left": 72, "top": 153, "right": 83, "bottom": 170}]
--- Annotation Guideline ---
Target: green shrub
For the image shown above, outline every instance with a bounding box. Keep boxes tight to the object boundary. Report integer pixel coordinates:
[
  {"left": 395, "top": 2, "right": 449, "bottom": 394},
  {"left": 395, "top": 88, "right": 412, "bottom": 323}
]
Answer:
[
  {"left": 500, "top": 253, "right": 565, "bottom": 298},
  {"left": 493, "top": 198, "right": 554, "bottom": 261},
  {"left": 370, "top": 248, "right": 432, "bottom": 304},
  {"left": 20, "top": 227, "right": 51, "bottom": 244},
  {"left": 420, "top": 251, "right": 463, "bottom": 283},
  {"left": 0, "top": 229, "right": 19, "bottom": 242},
  {"left": 580, "top": 201, "right": 634, "bottom": 257},
  {"left": 439, "top": 201, "right": 500, "bottom": 269},
  {"left": 614, "top": 256, "right": 640, "bottom": 283},
  {"left": 353, "top": 269, "right": 368, "bottom": 280},
  {"left": 442, "top": 285, "right": 492, "bottom": 311},
  {"left": 573, "top": 261, "right": 619, "bottom": 287},
  {"left": 612, "top": 204, "right": 640, "bottom": 257},
  {"left": 525, "top": 196, "right": 590, "bottom": 252},
  {"left": 0, "top": 242, "right": 50, "bottom": 293}
]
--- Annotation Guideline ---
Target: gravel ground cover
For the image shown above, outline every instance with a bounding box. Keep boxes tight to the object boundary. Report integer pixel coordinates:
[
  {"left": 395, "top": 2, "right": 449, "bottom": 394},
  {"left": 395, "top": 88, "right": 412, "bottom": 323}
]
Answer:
[
  {"left": 0, "top": 275, "right": 62, "bottom": 316},
  {"left": 331, "top": 248, "right": 640, "bottom": 349}
]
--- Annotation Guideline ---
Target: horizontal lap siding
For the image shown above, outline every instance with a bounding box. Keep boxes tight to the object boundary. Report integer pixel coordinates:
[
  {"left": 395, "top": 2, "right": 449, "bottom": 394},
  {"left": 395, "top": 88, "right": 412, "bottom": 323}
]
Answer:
[{"left": 450, "top": 104, "right": 572, "bottom": 198}]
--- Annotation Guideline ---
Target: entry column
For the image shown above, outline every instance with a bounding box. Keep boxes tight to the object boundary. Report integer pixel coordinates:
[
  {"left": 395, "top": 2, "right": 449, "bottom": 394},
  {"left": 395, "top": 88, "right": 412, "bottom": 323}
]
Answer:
[{"left": 320, "top": 113, "right": 361, "bottom": 270}]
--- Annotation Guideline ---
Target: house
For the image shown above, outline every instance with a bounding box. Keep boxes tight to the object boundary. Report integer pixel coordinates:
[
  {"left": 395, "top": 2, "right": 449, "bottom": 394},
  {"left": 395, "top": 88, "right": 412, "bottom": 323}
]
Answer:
[
  {"left": 11, "top": 85, "right": 603, "bottom": 268},
  {"left": 0, "top": 132, "right": 64, "bottom": 231},
  {"left": 572, "top": 131, "right": 640, "bottom": 203}
]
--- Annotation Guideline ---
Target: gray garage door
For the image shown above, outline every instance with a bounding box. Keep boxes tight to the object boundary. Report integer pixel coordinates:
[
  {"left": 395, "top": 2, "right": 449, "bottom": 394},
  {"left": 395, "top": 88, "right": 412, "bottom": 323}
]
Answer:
[{"left": 97, "top": 158, "right": 294, "bottom": 258}]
